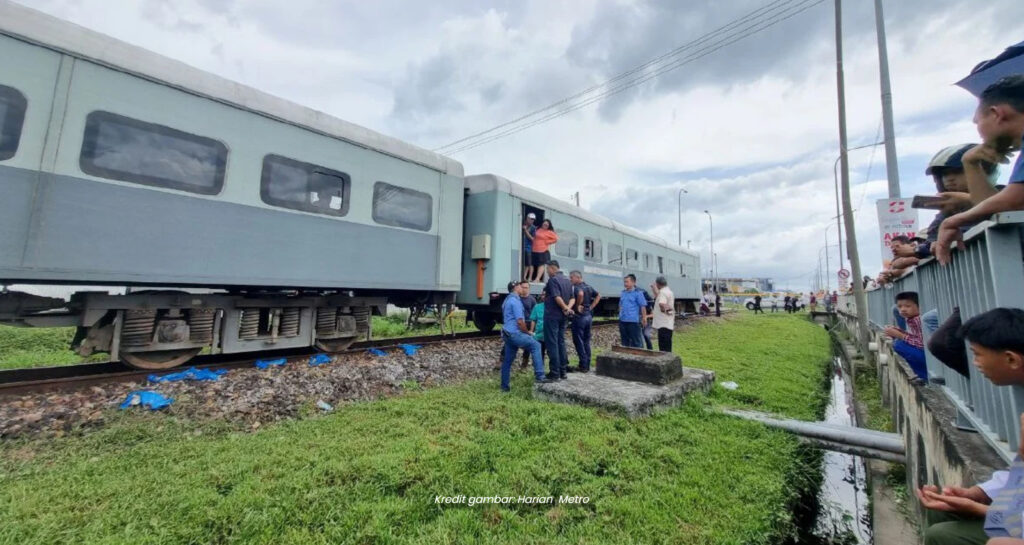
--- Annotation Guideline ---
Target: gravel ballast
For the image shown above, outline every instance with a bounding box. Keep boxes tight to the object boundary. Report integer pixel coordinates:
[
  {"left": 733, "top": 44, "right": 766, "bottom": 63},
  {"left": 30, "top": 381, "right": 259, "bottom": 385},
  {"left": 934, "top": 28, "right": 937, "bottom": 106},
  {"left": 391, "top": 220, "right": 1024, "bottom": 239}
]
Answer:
[{"left": 0, "top": 323, "right": 633, "bottom": 439}]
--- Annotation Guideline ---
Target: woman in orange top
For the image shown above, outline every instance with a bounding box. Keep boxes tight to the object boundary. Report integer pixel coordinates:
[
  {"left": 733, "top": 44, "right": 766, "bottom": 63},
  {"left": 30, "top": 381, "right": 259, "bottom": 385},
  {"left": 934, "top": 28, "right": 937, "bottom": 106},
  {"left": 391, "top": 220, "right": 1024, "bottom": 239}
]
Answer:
[{"left": 531, "top": 219, "right": 559, "bottom": 283}]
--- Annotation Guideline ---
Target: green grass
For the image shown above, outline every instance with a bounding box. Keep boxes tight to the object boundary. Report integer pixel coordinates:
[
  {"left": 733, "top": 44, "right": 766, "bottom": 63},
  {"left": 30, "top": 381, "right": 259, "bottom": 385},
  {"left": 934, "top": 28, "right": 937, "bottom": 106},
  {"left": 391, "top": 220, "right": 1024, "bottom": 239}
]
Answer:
[
  {"left": 0, "top": 326, "right": 100, "bottom": 370},
  {"left": 0, "top": 312, "right": 832, "bottom": 545},
  {"left": 371, "top": 311, "right": 477, "bottom": 339},
  {"left": 676, "top": 312, "right": 832, "bottom": 421}
]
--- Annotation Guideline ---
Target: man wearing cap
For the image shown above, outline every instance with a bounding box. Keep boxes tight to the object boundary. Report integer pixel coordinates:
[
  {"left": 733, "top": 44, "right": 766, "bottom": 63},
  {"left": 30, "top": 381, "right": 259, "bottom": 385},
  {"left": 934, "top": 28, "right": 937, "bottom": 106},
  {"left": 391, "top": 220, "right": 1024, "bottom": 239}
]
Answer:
[
  {"left": 499, "top": 280, "right": 547, "bottom": 391},
  {"left": 543, "top": 260, "right": 575, "bottom": 380},
  {"left": 522, "top": 213, "right": 537, "bottom": 281}
]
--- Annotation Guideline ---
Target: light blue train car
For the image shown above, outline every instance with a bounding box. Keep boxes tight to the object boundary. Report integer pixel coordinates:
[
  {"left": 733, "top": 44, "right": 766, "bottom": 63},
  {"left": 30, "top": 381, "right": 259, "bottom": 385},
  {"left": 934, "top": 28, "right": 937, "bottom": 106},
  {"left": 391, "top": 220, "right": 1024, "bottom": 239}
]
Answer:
[
  {"left": 0, "top": 1, "right": 464, "bottom": 368},
  {"left": 457, "top": 175, "right": 701, "bottom": 330}
]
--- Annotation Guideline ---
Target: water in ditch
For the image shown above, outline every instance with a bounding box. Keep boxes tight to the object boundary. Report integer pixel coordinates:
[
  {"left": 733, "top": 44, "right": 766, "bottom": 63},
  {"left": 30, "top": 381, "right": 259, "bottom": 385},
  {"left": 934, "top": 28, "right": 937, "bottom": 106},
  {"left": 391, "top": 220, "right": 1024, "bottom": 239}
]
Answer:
[{"left": 811, "top": 356, "right": 873, "bottom": 544}]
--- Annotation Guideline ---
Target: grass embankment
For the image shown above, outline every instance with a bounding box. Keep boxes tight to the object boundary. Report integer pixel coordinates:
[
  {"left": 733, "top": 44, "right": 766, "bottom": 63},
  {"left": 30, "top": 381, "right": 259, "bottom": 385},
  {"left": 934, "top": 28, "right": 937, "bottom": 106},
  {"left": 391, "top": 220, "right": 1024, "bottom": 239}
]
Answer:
[
  {"left": 0, "top": 312, "right": 832, "bottom": 545},
  {"left": 0, "top": 327, "right": 103, "bottom": 370},
  {"left": 0, "top": 314, "right": 477, "bottom": 370}
]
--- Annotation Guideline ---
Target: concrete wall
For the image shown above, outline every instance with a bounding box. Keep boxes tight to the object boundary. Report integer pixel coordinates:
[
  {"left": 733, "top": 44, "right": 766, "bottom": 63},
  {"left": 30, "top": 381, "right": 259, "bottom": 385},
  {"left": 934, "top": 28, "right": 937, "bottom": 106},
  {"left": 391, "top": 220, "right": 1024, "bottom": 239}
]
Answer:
[{"left": 834, "top": 312, "right": 1005, "bottom": 524}]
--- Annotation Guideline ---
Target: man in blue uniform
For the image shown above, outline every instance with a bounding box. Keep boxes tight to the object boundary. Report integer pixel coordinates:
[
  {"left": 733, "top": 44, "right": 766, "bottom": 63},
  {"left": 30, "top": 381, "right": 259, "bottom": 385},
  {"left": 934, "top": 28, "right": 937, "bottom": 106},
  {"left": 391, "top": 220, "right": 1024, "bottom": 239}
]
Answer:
[
  {"left": 619, "top": 274, "right": 648, "bottom": 348},
  {"left": 543, "top": 260, "right": 575, "bottom": 380},
  {"left": 568, "top": 270, "right": 601, "bottom": 373},
  {"left": 500, "top": 280, "right": 546, "bottom": 391},
  {"left": 519, "top": 288, "right": 537, "bottom": 368}
]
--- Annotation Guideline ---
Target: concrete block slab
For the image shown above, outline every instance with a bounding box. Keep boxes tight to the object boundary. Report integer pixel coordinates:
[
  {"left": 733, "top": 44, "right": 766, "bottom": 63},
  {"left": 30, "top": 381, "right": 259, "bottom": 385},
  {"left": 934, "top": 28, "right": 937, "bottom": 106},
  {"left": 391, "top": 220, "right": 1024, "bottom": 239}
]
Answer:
[
  {"left": 533, "top": 367, "right": 715, "bottom": 418},
  {"left": 595, "top": 346, "right": 683, "bottom": 385}
]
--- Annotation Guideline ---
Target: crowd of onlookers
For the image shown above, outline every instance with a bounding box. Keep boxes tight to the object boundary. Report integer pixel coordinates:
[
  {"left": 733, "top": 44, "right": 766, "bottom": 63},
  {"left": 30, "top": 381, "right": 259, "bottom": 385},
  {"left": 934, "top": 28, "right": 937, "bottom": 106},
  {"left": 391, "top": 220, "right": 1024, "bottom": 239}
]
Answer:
[
  {"left": 873, "top": 76, "right": 1024, "bottom": 288},
  {"left": 860, "top": 75, "right": 1024, "bottom": 545}
]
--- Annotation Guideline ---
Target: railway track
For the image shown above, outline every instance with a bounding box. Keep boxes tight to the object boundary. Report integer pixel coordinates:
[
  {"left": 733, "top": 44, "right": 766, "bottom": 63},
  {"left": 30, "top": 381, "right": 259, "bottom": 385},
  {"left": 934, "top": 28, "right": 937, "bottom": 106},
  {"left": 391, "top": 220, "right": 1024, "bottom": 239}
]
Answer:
[{"left": 0, "top": 321, "right": 624, "bottom": 396}]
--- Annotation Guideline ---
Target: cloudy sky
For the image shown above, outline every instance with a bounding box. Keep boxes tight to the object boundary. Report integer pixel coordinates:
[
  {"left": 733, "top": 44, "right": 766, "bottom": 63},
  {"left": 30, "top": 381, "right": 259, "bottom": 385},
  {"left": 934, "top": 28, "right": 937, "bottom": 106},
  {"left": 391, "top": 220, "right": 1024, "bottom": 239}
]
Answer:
[{"left": 15, "top": 0, "right": 1024, "bottom": 290}]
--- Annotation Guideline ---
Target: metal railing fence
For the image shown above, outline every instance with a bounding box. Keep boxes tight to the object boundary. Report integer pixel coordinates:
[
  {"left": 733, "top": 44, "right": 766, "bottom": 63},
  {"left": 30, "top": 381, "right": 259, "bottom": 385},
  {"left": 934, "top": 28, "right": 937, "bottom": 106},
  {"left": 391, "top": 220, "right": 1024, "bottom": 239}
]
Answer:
[{"left": 861, "top": 213, "right": 1024, "bottom": 463}]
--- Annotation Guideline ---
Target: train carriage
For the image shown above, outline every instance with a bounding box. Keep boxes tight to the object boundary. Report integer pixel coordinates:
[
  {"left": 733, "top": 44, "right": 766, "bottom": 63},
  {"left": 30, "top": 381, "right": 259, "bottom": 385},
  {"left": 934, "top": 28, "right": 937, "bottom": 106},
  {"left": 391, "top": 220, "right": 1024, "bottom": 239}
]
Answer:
[
  {"left": 456, "top": 174, "right": 701, "bottom": 330},
  {"left": 0, "top": 1, "right": 464, "bottom": 368}
]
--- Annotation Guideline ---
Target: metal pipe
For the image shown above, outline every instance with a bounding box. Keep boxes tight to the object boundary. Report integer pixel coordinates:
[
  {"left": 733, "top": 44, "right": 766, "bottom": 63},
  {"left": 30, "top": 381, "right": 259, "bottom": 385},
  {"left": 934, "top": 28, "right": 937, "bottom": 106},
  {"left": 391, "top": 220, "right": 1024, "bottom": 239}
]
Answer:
[
  {"left": 798, "top": 437, "right": 907, "bottom": 464},
  {"left": 722, "top": 408, "right": 905, "bottom": 454}
]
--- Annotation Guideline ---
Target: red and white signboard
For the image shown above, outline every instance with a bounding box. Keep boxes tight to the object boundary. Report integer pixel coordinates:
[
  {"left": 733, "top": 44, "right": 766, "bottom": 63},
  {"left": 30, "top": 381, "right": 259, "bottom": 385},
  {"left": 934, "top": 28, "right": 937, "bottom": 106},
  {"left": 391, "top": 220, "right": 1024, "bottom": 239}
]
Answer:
[
  {"left": 876, "top": 198, "right": 918, "bottom": 262},
  {"left": 838, "top": 268, "right": 850, "bottom": 279}
]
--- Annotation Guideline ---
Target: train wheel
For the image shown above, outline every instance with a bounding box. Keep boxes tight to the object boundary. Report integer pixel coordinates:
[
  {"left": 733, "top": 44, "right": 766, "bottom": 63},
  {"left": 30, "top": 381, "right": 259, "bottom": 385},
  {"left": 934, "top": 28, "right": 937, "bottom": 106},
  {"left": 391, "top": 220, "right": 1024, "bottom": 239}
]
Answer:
[
  {"left": 315, "top": 337, "right": 358, "bottom": 353},
  {"left": 122, "top": 348, "right": 202, "bottom": 370},
  {"left": 471, "top": 312, "right": 496, "bottom": 332}
]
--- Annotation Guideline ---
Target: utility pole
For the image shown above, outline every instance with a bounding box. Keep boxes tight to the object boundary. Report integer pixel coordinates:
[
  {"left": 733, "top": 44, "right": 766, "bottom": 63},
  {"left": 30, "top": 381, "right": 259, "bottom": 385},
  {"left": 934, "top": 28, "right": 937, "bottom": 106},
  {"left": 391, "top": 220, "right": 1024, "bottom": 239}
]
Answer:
[
  {"left": 835, "top": 0, "right": 870, "bottom": 353},
  {"left": 874, "top": 0, "right": 900, "bottom": 198},
  {"left": 677, "top": 187, "right": 688, "bottom": 246},
  {"left": 572, "top": 192, "right": 580, "bottom": 206}
]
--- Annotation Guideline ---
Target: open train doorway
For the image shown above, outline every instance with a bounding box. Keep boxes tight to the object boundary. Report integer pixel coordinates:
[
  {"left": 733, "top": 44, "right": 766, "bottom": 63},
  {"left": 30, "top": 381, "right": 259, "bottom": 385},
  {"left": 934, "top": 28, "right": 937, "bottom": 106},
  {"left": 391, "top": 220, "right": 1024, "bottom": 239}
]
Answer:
[{"left": 522, "top": 203, "right": 545, "bottom": 282}]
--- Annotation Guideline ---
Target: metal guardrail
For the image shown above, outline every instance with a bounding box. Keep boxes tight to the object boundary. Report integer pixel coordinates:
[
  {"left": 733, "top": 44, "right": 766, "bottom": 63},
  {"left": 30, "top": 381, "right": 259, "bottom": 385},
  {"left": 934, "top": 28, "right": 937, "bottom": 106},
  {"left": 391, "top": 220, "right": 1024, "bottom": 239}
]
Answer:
[{"left": 860, "top": 212, "right": 1024, "bottom": 463}]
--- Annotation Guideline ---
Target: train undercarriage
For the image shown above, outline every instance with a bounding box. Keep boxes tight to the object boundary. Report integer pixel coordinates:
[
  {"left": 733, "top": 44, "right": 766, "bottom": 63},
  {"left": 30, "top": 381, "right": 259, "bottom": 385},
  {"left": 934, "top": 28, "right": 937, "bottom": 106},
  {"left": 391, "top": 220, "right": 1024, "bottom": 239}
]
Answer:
[{"left": 0, "top": 289, "right": 396, "bottom": 370}]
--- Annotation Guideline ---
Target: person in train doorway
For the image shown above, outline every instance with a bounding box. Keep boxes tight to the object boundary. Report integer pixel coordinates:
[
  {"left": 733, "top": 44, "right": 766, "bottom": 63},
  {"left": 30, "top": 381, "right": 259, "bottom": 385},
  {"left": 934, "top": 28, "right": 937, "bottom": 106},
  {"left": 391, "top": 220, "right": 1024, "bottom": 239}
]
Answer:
[
  {"left": 543, "top": 260, "right": 575, "bottom": 380},
  {"left": 531, "top": 219, "right": 559, "bottom": 283},
  {"left": 619, "top": 274, "right": 648, "bottom": 348},
  {"left": 568, "top": 271, "right": 601, "bottom": 373},
  {"left": 650, "top": 276, "right": 675, "bottom": 352},
  {"left": 499, "top": 281, "right": 547, "bottom": 392},
  {"left": 522, "top": 213, "right": 537, "bottom": 282},
  {"left": 641, "top": 287, "right": 656, "bottom": 350}
]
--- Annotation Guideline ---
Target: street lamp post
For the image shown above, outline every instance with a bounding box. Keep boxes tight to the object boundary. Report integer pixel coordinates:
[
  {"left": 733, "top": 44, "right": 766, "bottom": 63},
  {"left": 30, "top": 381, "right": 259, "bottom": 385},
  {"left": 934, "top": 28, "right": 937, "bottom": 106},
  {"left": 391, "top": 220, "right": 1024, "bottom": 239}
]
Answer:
[
  {"left": 677, "top": 188, "right": 688, "bottom": 247},
  {"left": 704, "top": 210, "right": 714, "bottom": 293}
]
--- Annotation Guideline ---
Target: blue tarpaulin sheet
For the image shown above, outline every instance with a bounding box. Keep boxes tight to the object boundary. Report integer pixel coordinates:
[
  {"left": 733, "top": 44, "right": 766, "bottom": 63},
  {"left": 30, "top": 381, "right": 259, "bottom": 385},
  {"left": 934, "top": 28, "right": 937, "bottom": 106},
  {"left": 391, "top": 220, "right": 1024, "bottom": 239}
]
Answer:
[
  {"left": 255, "top": 358, "right": 288, "bottom": 369},
  {"left": 368, "top": 348, "right": 387, "bottom": 357},
  {"left": 148, "top": 367, "right": 227, "bottom": 383},
  {"left": 397, "top": 344, "right": 422, "bottom": 356},
  {"left": 119, "top": 390, "right": 173, "bottom": 411},
  {"left": 309, "top": 353, "right": 331, "bottom": 366}
]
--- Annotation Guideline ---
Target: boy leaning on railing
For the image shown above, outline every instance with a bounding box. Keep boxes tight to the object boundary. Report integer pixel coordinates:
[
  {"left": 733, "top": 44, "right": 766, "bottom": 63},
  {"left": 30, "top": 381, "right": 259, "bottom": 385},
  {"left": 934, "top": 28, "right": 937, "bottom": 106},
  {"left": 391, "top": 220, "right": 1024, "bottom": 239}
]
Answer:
[{"left": 918, "top": 308, "right": 1024, "bottom": 545}]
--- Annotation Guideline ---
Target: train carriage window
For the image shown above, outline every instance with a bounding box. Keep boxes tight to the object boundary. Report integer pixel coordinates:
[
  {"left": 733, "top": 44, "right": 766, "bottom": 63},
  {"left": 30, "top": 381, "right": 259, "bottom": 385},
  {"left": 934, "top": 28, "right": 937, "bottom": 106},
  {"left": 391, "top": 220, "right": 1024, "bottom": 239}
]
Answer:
[
  {"left": 373, "top": 182, "right": 433, "bottom": 231},
  {"left": 626, "top": 248, "right": 638, "bottom": 268},
  {"left": 584, "top": 237, "right": 602, "bottom": 262},
  {"left": 555, "top": 231, "right": 579, "bottom": 258},
  {"left": 80, "top": 111, "right": 227, "bottom": 194},
  {"left": 657, "top": 256, "right": 664, "bottom": 274},
  {"left": 608, "top": 243, "right": 622, "bottom": 266},
  {"left": 642, "top": 253, "right": 652, "bottom": 271},
  {"left": 0, "top": 85, "right": 28, "bottom": 161},
  {"left": 261, "top": 154, "right": 350, "bottom": 216}
]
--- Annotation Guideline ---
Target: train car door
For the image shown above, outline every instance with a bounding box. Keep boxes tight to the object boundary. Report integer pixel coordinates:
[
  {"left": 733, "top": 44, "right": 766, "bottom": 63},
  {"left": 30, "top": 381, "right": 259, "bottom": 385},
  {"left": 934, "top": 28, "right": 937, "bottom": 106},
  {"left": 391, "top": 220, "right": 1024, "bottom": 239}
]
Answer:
[{"left": 521, "top": 203, "right": 544, "bottom": 280}]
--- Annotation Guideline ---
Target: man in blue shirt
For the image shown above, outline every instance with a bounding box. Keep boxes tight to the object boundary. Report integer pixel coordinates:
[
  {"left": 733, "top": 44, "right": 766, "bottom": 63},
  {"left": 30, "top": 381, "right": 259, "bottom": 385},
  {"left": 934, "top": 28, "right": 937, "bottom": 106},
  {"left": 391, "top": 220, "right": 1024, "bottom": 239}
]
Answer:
[
  {"left": 936, "top": 75, "right": 1024, "bottom": 264},
  {"left": 543, "top": 260, "right": 575, "bottom": 380},
  {"left": 619, "top": 274, "right": 649, "bottom": 348},
  {"left": 568, "top": 270, "right": 601, "bottom": 373},
  {"left": 500, "top": 280, "right": 547, "bottom": 391}
]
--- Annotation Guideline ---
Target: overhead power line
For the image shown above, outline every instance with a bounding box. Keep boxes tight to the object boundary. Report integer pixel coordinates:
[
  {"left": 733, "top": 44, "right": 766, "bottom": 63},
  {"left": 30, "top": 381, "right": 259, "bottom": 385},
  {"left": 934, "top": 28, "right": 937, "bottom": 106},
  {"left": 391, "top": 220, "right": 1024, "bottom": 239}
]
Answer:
[{"left": 433, "top": 0, "right": 827, "bottom": 155}]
